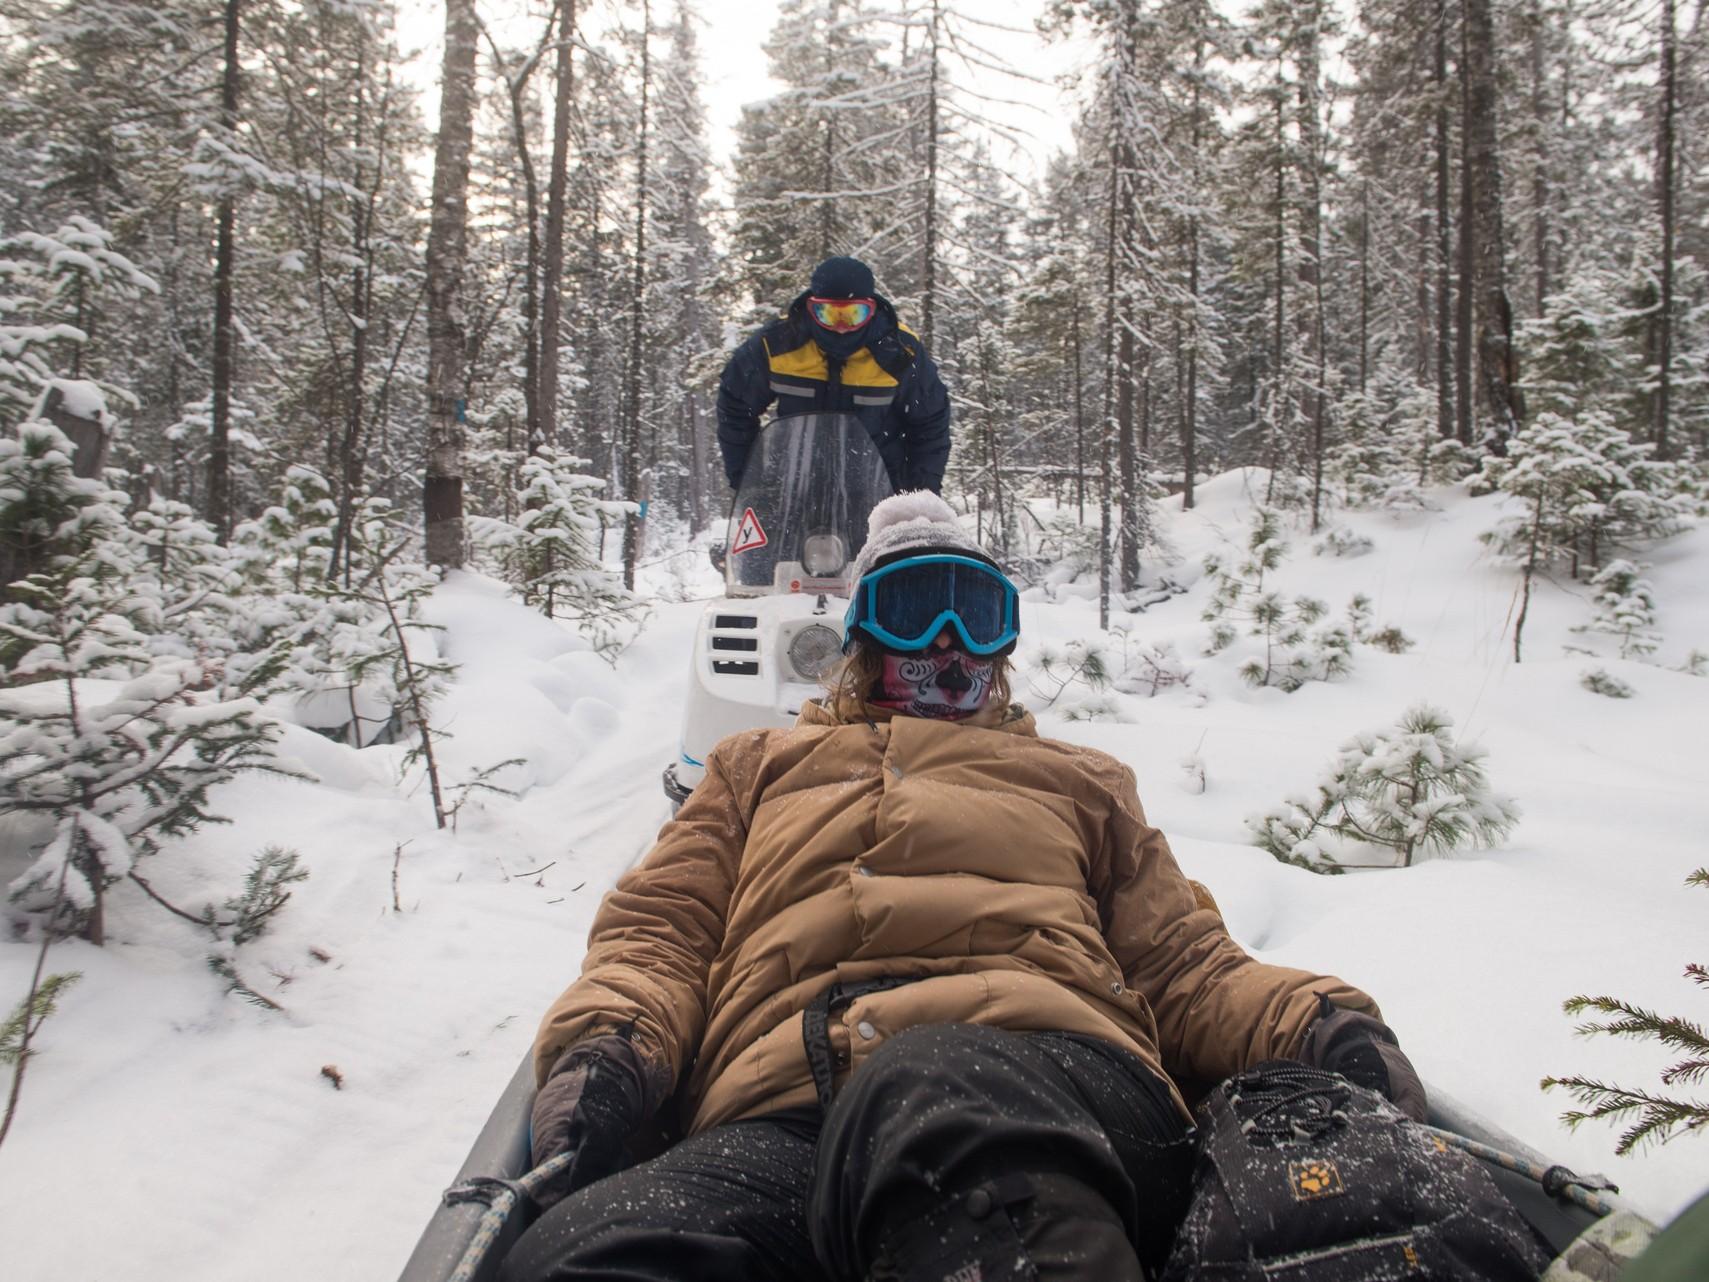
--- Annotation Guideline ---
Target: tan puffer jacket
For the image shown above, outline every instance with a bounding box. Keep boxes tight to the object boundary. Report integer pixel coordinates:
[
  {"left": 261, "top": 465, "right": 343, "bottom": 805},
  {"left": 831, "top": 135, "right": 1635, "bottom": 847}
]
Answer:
[{"left": 533, "top": 700, "right": 1380, "bottom": 1133}]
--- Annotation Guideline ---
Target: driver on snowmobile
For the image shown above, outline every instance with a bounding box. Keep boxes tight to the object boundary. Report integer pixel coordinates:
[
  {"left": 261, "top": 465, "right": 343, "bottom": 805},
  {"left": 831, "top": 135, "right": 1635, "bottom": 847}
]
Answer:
[
  {"left": 716, "top": 256, "right": 952, "bottom": 495},
  {"left": 501, "top": 492, "right": 1426, "bottom": 1282}
]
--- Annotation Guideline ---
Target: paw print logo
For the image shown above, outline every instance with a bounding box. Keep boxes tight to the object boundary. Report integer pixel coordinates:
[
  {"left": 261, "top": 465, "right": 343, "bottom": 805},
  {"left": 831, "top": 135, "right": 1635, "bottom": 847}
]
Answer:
[{"left": 1288, "top": 1158, "right": 1346, "bottom": 1201}]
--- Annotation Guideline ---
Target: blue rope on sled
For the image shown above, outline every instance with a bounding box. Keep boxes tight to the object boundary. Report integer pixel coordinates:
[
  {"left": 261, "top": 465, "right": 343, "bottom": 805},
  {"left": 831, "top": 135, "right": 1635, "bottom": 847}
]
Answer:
[
  {"left": 442, "top": 1152, "right": 573, "bottom": 1282},
  {"left": 1421, "top": 1125, "right": 1621, "bottom": 1218}
]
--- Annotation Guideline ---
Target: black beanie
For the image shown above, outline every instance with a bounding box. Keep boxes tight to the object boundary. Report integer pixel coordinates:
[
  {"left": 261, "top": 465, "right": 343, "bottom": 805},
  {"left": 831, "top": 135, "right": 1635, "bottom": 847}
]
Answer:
[{"left": 809, "top": 256, "right": 876, "bottom": 299}]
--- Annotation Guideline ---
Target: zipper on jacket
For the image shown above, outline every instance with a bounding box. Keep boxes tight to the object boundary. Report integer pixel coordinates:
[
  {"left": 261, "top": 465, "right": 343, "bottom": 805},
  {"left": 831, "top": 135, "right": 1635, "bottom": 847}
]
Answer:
[{"left": 827, "top": 354, "right": 844, "bottom": 409}]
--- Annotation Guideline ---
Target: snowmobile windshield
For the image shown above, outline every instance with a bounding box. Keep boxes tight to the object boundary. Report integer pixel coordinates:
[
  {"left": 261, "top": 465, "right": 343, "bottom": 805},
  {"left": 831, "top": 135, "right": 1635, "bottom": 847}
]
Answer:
[{"left": 726, "top": 412, "right": 894, "bottom": 598}]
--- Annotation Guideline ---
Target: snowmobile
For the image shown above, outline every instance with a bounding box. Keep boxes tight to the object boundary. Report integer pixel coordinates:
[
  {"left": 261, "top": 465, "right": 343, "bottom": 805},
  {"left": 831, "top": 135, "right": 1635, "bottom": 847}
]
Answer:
[
  {"left": 397, "top": 1054, "right": 1660, "bottom": 1282},
  {"left": 660, "top": 410, "right": 893, "bottom": 809}
]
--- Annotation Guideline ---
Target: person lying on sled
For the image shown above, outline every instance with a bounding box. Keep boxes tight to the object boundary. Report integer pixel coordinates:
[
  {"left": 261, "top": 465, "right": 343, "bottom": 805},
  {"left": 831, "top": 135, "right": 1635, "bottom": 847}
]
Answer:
[{"left": 500, "top": 492, "right": 1426, "bottom": 1282}]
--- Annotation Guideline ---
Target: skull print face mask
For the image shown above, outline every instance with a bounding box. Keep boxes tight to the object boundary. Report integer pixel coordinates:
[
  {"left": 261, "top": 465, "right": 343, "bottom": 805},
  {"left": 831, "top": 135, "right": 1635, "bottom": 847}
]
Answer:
[{"left": 868, "top": 647, "right": 996, "bottom": 720}]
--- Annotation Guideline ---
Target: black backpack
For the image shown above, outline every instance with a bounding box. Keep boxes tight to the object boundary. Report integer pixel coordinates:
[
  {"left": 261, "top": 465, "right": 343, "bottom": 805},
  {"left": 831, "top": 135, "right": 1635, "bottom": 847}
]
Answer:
[{"left": 1161, "top": 1062, "right": 1552, "bottom": 1281}]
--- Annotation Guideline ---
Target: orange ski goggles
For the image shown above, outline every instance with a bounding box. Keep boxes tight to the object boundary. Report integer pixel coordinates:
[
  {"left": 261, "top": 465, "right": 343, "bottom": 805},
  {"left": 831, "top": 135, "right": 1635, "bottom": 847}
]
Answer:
[{"left": 807, "top": 296, "right": 876, "bottom": 333}]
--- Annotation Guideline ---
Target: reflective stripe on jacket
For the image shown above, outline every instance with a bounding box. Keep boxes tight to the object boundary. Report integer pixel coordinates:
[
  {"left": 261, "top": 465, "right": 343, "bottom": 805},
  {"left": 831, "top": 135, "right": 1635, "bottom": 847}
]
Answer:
[
  {"left": 532, "top": 700, "right": 1381, "bottom": 1135},
  {"left": 716, "top": 297, "right": 952, "bottom": 493}
]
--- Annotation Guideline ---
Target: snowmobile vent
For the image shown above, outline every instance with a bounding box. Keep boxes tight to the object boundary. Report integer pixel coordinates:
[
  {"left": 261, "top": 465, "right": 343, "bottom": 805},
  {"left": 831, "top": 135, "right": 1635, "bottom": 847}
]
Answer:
[
  {"left": 714, "top": 614, "right": 759, "bottom": 630},
  {"left": 712, "top": 637, "right": 759, "bottom": 651},
  {"left": 713, "top": 660, "right": 761, "bottom": 675}
]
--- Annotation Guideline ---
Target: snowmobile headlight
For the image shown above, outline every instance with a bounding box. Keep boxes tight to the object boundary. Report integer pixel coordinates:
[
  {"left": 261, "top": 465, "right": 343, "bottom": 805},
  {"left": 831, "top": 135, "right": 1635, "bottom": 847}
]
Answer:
[
  {"left": 802, "top": 534, "right": 847, "bottom": 577},
  {"left": 787, "top": 624, "right": 842, "bottom": 680}
]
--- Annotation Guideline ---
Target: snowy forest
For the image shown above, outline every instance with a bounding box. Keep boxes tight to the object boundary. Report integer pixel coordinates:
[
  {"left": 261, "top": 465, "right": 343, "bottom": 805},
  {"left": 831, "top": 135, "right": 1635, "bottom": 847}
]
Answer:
[
  {"left": 4, "top": 0, "right": 1709, "bottom": 1277},
  {"left": 3, "top": 0, "right": 1704, "bottom": 582}
]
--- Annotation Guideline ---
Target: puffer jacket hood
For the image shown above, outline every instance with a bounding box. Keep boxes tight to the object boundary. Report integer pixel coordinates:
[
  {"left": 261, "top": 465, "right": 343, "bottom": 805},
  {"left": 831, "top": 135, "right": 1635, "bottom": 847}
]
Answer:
[{"left": 533, "top": 702, "right": 1379, "bottom": 1135}]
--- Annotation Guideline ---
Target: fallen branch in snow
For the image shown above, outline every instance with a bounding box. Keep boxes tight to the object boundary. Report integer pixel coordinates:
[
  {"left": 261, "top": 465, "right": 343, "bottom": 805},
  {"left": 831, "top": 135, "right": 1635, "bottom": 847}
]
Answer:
[{"left": 0, "top": 859, "right": 81, "bottom": 1152}]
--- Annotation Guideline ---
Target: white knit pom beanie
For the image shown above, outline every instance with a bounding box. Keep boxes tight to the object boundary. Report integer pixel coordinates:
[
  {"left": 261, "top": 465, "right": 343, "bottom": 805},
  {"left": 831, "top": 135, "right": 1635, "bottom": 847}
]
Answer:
[{"left": 848, "top": 491, "right": 996, "bottom": 589}]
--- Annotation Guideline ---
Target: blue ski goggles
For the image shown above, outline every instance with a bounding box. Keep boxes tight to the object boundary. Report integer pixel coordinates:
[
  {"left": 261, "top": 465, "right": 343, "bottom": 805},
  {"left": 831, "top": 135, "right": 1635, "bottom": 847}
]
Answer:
[{"left": 844, "top": 554, "right": 1021, "bottom": 655}]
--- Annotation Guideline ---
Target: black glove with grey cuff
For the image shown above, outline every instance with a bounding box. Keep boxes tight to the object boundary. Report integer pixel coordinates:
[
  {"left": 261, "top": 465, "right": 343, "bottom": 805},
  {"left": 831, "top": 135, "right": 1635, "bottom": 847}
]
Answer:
[
  {"left": 528, "top": 1032, "right": 649, "bottom": 1209},
  {"left": 1300, "top": 994, "right": 1428, "bottom": 1122}
]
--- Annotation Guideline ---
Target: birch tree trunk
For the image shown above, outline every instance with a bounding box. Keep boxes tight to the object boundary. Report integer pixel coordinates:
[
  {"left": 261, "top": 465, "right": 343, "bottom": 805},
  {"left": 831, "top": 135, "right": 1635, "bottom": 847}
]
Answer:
[{"left": 425, "top": 0, "right": 478, "bottom": 569}]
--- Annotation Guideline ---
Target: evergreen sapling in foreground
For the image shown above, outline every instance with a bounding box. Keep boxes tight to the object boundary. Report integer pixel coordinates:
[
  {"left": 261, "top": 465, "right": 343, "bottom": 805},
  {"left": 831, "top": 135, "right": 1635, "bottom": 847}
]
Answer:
[
  {"left": 1543, "top": 869, "right": 1709, "bottom": 1154},
  {"left": 1248, "top": 704, "right": 1520, "bottom": 872}
]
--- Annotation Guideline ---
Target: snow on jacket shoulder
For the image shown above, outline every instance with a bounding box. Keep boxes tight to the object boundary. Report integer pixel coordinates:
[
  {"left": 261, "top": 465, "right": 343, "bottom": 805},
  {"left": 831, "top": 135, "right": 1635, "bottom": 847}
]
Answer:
[{"left": 531, "top": 700, "right": 1380, "bottom": 1134}]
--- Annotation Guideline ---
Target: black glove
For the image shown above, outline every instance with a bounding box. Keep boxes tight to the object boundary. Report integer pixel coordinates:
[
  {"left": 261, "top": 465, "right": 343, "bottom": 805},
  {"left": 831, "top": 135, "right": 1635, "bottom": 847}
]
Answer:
[
  {"left": 1300, "top": 995, "right": 1428, "bottom": 1122},
  {"left": 529, "top": 1033, "right": 648, "bottom": 1208}
]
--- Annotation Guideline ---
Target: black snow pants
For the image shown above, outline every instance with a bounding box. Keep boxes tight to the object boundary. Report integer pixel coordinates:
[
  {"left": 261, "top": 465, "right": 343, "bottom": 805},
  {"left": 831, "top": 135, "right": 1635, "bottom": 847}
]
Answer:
[{"left": 498, "top": 1023, "right": 1195, "bottom": 1282}]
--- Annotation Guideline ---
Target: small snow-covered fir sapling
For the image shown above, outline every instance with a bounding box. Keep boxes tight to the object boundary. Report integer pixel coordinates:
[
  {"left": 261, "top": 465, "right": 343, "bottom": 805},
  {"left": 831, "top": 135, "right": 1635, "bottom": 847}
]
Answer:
[
  {"left": 1480, "top": 412, "right": 1691, "bottom": 663},
  {"left": 1542, "top": 868, "right": 1709, "bottom": 1155},
  {"left": 1202, "top": 508, "right": 1354, "bottom": 691},
  {"left": 1314, "top": 526, "right": 1374, "bottom": 558},
  {"left": 498, "top": 446, "right": 647, "bottom": 659},
  {"left": 1344, "top": 593, "right": 1414, "bottom": 654},
  {"left": 1574, "top": 559, "right": 1660, "bottom": 660},
  {"left": 1580, "top": 668, "right": 1635, "bottom": 699},
  {"left": 329, "top": 501, "right": 459, "bottom": 828},
  {"left": 1109, "top": 625, "right": 1194, "bottom": 697},
  {"left": 1026, "top": 639, "right": 1113, "bottom": 710},
  {"left": 1246, "top": 703, "right": 1520, "bottom": 873},
  {"left": 0, "top": 969, "right": 81, "bottom": 1150}
]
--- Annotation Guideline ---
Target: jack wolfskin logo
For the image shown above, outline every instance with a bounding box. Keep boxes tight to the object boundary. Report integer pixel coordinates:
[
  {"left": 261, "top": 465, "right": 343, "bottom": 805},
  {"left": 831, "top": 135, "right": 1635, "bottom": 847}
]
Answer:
[
  {"left": 1288, "top": 1158, "right": 1346, "bottom": 1201},
  {"left": 943, "top": 1266, "right": 981, "bottom": 1282}
]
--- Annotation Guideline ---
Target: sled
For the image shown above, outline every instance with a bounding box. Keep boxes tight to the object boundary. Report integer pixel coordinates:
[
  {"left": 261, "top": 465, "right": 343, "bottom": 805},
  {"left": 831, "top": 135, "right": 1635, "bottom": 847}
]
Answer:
[
  {"left": 662, "top": 411, "right": 893, "bottom": 808},
  {"left": 396, "top": 1052, "right": 1655, "bottom": 1282}
]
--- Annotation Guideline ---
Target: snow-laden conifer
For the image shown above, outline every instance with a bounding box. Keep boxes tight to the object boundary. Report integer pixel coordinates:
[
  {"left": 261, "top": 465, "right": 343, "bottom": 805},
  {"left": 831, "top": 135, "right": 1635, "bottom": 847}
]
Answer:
[
  {"left": 1, "top": 489, "right": 294, "bottom": 945},
  {"left": 1248, "top": 703, "right": 1520, "bottom": 872},
  {"left": 1575, "top": 559, "right": 1660, "bottom": 660},
  {"left": 494, "top": 446, "right": 645, "bottom": 660},
  {"left": 1544, "top": 868, "right": 1709, "bottom": 1155},
  {"left": 1480, "top": 411, "right": 1692, "bottom": 661},
  {"left": 1202, "top": 507, "right": 1352, "bottom": 690}
]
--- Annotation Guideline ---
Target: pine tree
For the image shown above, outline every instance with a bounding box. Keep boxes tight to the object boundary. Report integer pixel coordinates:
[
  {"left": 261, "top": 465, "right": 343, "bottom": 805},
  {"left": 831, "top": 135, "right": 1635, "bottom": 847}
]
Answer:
[
  {"left": 1249, "top": 703, "right": 1520, "bottom": 871},
  {"left": 1575, "top": 558, "right": 1660, "bottom": 659},
  {"left": 0, "top": 429, "right": 290, "bottom": 945},
  {"left": 497, "top": 446, "right": 644, "bottom": 659},
  {"left": 1543, "top": 868, "right": 1709, "bottom": 1154},
  {"left": 1201, "top": 507, "right": 1349, "bottom": 690}
]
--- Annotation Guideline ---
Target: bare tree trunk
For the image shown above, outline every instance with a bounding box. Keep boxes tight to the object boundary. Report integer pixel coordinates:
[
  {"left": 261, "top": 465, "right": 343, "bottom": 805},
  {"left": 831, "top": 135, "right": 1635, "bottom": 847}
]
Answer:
[
  {"left": 1099, "top": 144, "right": 1117, "bottom": 633},
  {"left": 1435, "top": 1, "right": 1454, "bottom": 439},
  {"left": 622, "top": 0, "right": 651, "bottom": 591},
  {"left": 480, "top": 14, "right": 548, "bottom": 452},
  {"left": 1455, "top": 5, "right": 1475, "bottom": 447},
  {"left": 921, "top": 0, "right": 941, "bottom": 348},
  {"left": 1267, "top": 89, "right": 1286, "bottom": 499},
  {"left": 424, "top": 0, "right": 478, "bottom": 570},
  {"left": 539, "top": 0, "right": 575, "bottom": 449},
  {"left": 207, "top": 0, "right": 242, "bottom": 541},
  {"left": 1529, "top": 1, "right": 1550, "bottom": 315},
  {"left": 1655, "top": 0, "right": 1677, "bottom": 458},
  {"left": 1071, "top": 301, "right": 1086, "bottom": 522},
  {"left": 1464, "top": 0, "right": 1521, "bottom": 446},
  {"left": 1182, "top": 44, "right": 1202, "bottom": 512},
  {"left": 1298, "top": 9, "right": 1327, "bottom": 532}
]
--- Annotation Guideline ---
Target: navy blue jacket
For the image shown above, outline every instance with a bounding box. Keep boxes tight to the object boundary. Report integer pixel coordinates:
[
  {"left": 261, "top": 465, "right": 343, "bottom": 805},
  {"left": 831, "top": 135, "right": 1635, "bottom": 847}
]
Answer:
[{"left": 715, "top": 295, "right": 952, "bottom": 493}]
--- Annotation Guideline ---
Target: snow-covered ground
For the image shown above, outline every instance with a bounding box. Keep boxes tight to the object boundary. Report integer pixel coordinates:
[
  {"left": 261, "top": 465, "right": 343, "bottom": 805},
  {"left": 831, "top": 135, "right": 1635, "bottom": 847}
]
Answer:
[{"left": 3, "top": 471, "right": 1706, "bottom": 1280}]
